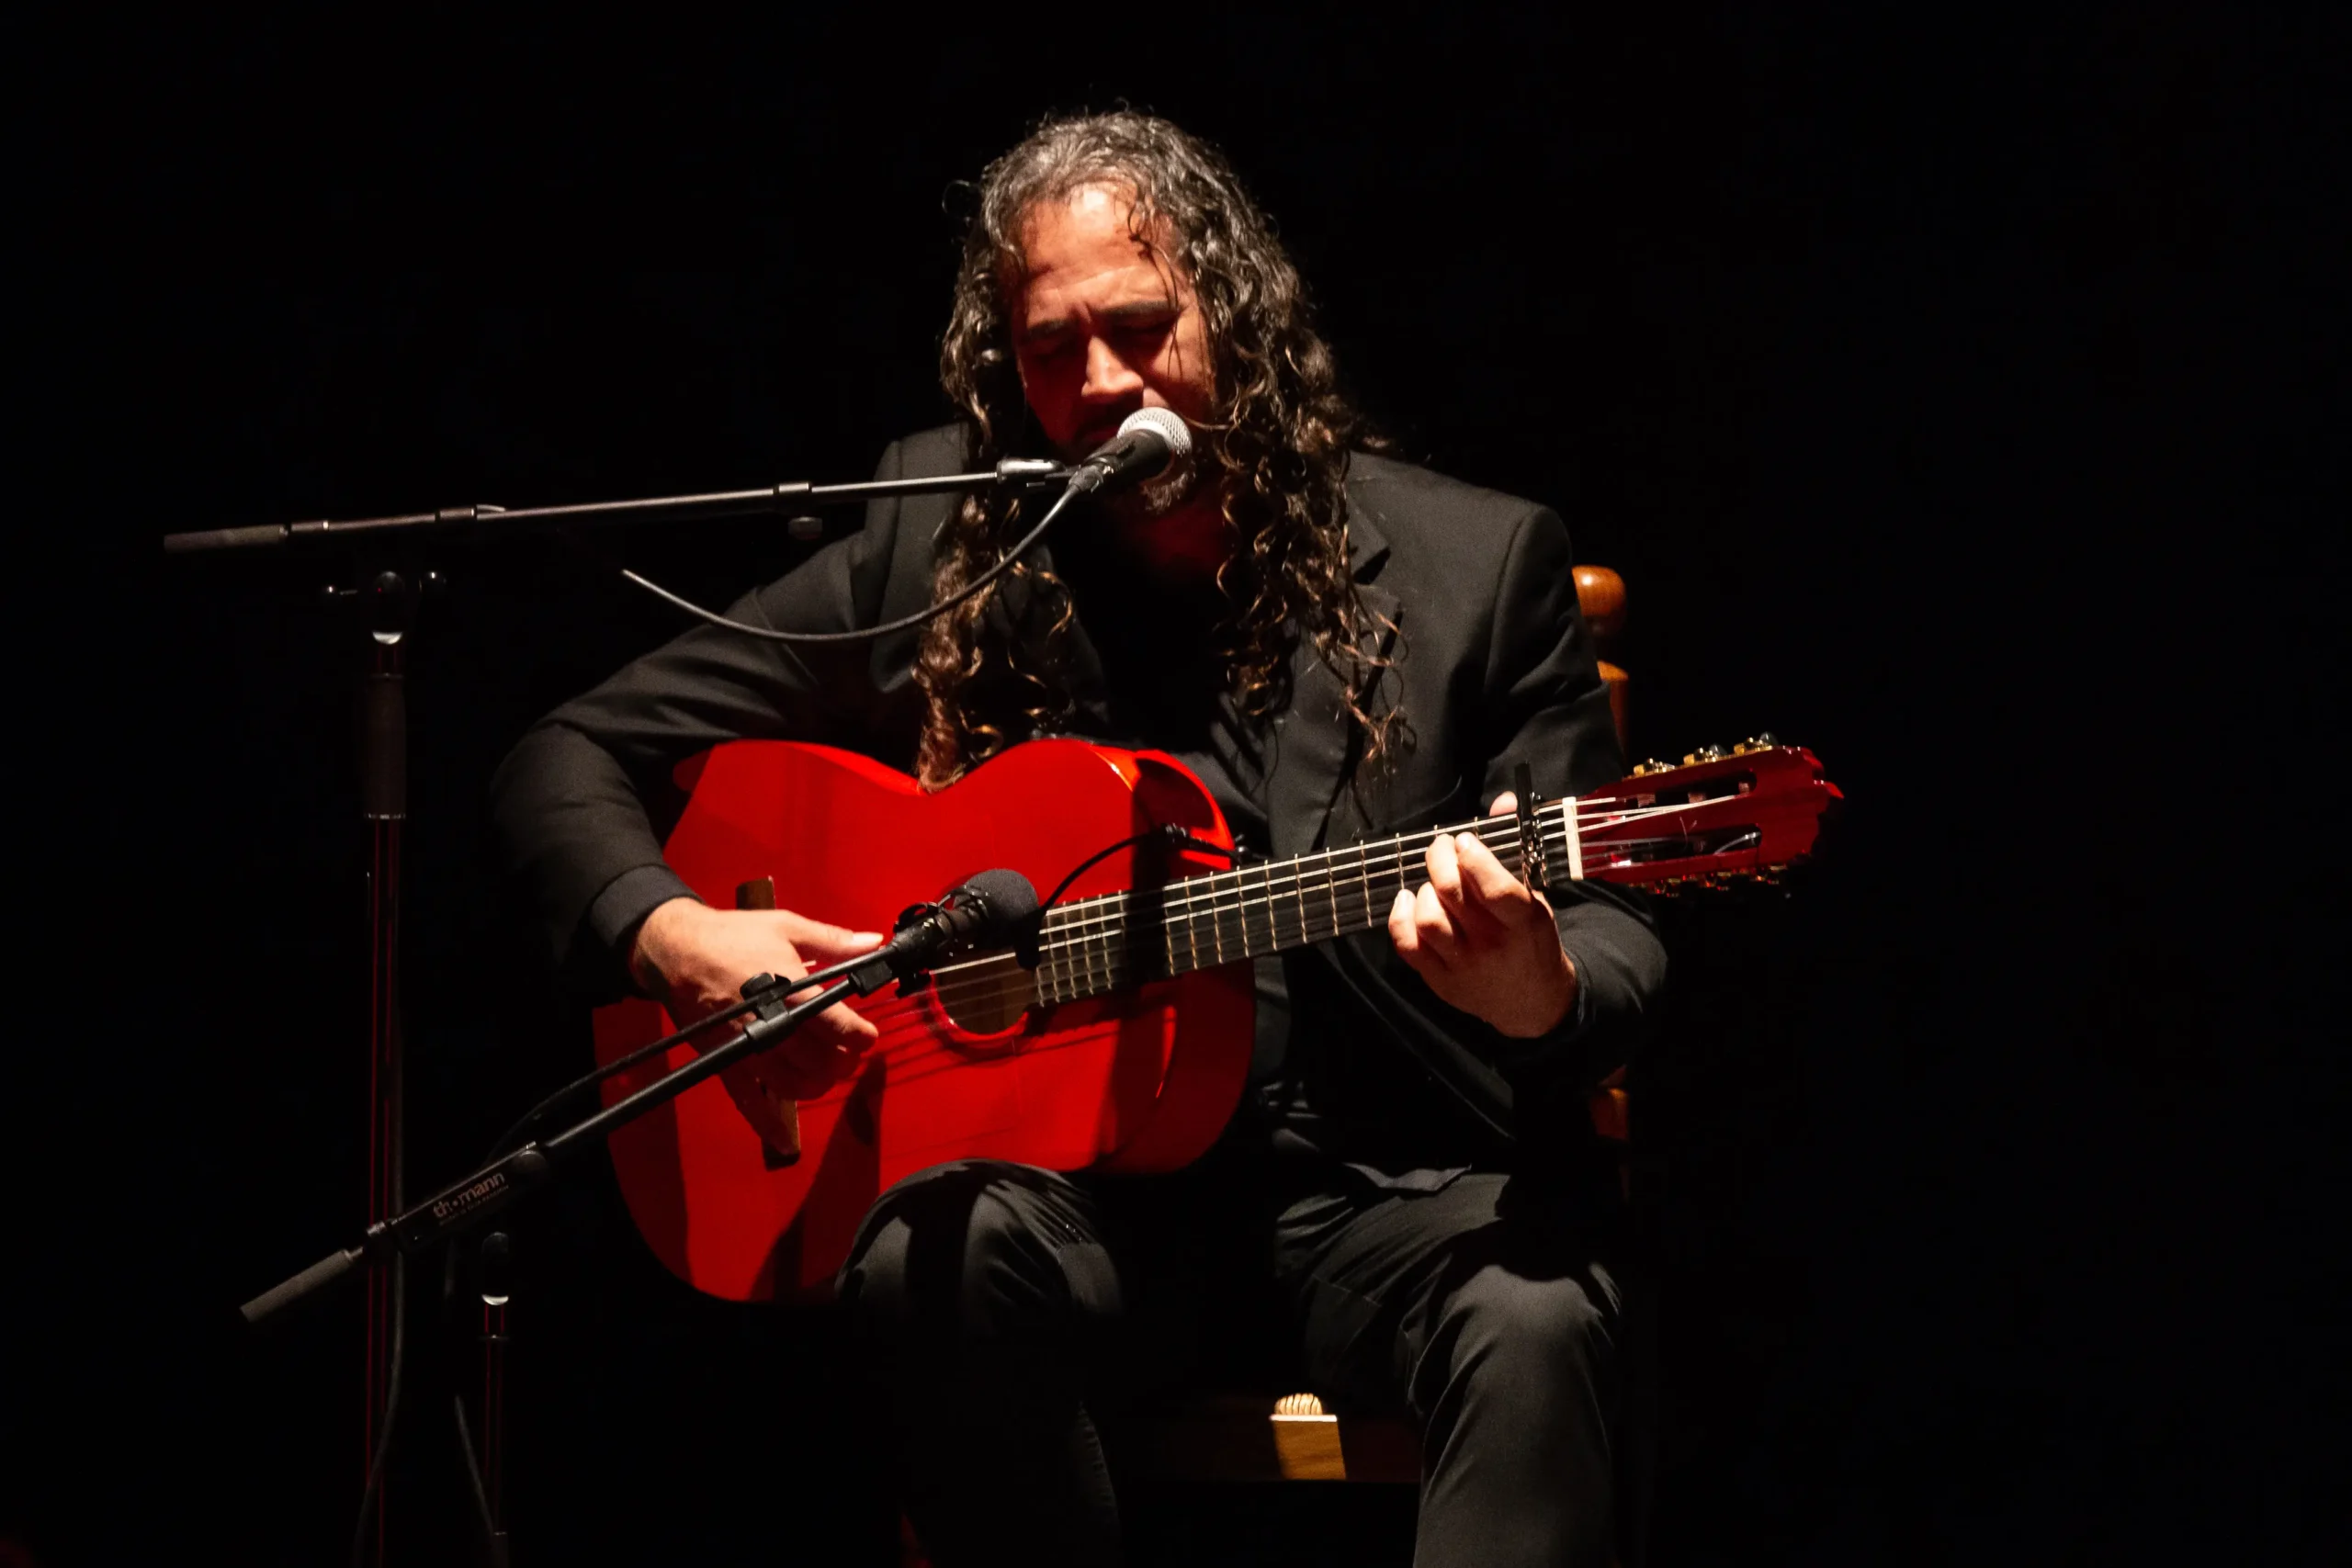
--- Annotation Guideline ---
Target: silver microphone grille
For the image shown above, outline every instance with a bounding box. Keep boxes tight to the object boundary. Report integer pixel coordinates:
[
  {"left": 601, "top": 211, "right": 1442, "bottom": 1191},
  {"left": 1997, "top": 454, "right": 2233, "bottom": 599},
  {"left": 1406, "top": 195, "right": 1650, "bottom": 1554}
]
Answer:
[{"left": 1116, "top": 406, "right": 1194, "bottom": 462}]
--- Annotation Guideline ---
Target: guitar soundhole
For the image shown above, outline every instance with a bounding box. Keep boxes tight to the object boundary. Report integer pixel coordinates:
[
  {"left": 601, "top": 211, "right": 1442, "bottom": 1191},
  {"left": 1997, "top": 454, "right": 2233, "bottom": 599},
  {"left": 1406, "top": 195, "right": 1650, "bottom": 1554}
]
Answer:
[{"left": 929, "top": 951, "right": 1038, "bottom": 1041}]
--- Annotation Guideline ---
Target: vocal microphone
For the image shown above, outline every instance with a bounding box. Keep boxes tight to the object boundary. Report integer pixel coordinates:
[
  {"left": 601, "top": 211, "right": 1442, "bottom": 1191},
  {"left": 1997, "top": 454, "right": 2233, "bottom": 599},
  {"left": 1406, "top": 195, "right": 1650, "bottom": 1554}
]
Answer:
[{"left": 1067, "top": 407, "right": 1194, "bottom": 495}]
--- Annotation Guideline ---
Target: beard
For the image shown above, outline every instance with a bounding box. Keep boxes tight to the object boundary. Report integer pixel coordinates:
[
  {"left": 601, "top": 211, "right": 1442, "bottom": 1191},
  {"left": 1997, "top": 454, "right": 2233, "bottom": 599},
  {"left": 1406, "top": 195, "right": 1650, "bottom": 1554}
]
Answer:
[{"left": 1105, "top": 445, "right": 1202, "bottom": 526}]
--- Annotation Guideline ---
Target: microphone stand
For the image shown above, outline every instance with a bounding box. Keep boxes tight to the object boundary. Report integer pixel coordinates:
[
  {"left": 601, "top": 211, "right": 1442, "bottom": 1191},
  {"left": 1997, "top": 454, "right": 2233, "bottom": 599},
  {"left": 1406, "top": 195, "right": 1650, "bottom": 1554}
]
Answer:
[
  {"left": 171, "top": 457, "right": 1061, "bottom": 1562},
  {"left": 243, "top": 973, "right": 858, "bottom": 1324},
  {"left": 158, "top": 459, "right": 1069, "bottom": 554},
  {"left": 246, "top": 870, "right": 1032, "bottom": 1326}
]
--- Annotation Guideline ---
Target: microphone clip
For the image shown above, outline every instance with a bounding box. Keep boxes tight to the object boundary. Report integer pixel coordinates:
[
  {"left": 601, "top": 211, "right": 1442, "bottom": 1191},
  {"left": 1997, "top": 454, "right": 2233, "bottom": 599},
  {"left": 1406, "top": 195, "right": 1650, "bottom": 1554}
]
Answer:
[{"left": 889, "top": 899, "right": 948, "bottom": 990}]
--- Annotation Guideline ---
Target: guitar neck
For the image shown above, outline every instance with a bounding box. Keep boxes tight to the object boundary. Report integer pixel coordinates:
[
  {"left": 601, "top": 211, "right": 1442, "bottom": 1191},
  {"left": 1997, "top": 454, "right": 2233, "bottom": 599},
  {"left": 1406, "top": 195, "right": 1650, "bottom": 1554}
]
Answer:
[{"left": 1032, "top": 804, "right": 1574, "bottom": 1006}]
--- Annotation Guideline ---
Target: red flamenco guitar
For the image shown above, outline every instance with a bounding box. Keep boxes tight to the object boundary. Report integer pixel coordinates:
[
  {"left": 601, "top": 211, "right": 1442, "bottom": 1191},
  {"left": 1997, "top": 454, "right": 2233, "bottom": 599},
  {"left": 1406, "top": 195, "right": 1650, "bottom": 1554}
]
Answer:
[{"left": 593, "top": 738, "right": 1838, "bottom": 1301}]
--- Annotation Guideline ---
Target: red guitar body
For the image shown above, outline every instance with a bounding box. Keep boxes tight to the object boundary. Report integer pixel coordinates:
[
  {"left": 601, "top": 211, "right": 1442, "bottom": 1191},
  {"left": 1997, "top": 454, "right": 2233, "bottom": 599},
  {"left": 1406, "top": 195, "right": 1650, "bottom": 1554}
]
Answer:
[{"left": 591, "top": 739, "right": 1252, "bottom": 1303}]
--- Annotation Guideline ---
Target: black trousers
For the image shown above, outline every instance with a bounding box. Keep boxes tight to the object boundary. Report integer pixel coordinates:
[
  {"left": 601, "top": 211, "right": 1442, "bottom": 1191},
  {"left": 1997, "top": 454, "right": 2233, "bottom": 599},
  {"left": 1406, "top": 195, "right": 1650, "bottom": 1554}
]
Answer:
[{"left": 835, "top": 1147, "right": 1626, "bottom": 1568}]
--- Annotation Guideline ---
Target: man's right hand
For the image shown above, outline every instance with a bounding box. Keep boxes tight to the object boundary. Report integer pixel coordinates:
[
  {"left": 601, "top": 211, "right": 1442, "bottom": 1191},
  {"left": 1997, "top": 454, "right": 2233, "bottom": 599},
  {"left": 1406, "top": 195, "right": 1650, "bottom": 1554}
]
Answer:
[{"left": 628, "top": 897, "right": 886, "bottom": 1150}]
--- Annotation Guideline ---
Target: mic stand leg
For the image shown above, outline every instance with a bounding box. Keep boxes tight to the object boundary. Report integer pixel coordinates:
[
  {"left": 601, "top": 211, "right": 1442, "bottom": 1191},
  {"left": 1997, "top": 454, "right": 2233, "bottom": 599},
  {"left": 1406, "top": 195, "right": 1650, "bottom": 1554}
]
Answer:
[
  {"left": 475, "top": 1231, "right": 513, "bottom": 1568},
  {"left": 483, "top": 1300, "right": 508, "bottom": 1568}
]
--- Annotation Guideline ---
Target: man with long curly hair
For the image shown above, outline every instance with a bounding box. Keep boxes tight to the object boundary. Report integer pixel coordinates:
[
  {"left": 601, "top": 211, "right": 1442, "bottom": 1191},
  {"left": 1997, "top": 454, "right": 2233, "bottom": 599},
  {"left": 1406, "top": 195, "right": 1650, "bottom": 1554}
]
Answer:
[{"left": 495, "top": 112, "right": 1666, "bottom": 1567}]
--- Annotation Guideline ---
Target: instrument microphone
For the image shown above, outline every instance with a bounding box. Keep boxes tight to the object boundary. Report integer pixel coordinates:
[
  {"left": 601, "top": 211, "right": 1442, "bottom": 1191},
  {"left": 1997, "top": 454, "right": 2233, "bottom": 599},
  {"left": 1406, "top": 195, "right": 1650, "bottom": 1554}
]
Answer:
[
  {"left": 1067, "top": 407, "right": 1194, "bottom": 495},
  {"left": 831, "top": 868, "right": 1043, "bottom": 994},
  {"left": 896, "top": 868, "right": 1041, "bottom": 959}
]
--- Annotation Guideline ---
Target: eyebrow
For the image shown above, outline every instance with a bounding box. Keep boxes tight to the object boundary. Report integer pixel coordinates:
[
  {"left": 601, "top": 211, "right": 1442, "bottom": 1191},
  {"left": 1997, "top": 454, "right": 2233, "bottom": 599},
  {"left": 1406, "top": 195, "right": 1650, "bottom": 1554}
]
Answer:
[{"left": 1021, "top": 299, "right": 1182, "bottom": 340}]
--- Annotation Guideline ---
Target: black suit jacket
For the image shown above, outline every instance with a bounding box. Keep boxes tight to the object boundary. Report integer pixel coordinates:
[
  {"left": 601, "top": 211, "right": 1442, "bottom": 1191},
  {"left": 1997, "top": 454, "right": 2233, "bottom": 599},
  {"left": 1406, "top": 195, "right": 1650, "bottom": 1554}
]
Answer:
[{"left": 491, "top": 426, "right": 1667, "bottom": 1159}]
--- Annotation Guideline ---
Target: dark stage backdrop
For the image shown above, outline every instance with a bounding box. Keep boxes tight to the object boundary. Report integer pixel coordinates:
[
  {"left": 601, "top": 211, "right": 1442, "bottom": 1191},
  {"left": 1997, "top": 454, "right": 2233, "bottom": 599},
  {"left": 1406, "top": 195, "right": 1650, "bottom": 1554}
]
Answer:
[{"left": 13, "top": 8, "right": 2344, "bottom": 1565}]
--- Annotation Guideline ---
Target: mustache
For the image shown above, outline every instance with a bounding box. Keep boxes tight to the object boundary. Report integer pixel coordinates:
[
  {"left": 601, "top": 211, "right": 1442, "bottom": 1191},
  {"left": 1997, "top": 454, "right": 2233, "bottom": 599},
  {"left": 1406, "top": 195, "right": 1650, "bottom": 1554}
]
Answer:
[{"left": 1067, "top": 413, "right": 1209, "bottom": 461}]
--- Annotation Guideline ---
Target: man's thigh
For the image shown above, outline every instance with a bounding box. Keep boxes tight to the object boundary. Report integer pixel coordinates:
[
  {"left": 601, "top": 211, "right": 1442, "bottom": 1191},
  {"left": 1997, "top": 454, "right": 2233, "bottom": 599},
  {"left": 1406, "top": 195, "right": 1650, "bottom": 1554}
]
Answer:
[
  {"left": 1277, "top": 1172, "right": 1623, "bottom": 1413},
  {"left": 835, "top": 1154, "right": 1274, "bottom": 1403}
]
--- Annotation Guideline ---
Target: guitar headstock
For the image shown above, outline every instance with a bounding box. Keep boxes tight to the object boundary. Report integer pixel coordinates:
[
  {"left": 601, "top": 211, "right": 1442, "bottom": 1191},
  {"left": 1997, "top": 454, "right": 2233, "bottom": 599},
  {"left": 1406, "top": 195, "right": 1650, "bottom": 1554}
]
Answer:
[{"left": 1561, "top": 738, "right": 1840, "bottom": 893}]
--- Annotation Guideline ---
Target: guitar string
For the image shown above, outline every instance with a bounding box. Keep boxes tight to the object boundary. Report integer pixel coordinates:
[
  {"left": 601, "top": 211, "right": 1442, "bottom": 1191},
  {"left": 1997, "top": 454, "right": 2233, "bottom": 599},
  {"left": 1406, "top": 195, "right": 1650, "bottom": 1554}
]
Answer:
[
  {"left": 613, "top": 797, "right": 1790, "bottom": 1094},
  {"left": 614, "top": 819, "right": 1760, "bottom": 1110},
  {"left": 823, "top": 813, "right": 1724, "bottom": 1017},
  {"left": 1036, "top": 811, "right": 1554, "bottom": 993},
  {"left": 1027, "top": 807, "right": 1744, "bottom": 1000},
  {"left": 676, "top": 785, "right": 1776, "bottom": 1034},
  {"left": 687, "top": 796, "right": 1733, "bottom": 1038},
  {"left": 1034, "top": 795, "right": 1743, "bottom": 946},
  {"left": 814, "top": 815, "right": 1727, "bottom": 1025},
  {"left": 674, "top": 822, "right": 1717, "bottom": 1055},
  {"left": 611, "top": 818, "right": 1569, "bottom": 1098},
  {"left": 1019, "top": 811, "right": 1537, "bottom": 995},
  {"left": 610, "top": 782, "right": 1804, "bottom": 1111}
]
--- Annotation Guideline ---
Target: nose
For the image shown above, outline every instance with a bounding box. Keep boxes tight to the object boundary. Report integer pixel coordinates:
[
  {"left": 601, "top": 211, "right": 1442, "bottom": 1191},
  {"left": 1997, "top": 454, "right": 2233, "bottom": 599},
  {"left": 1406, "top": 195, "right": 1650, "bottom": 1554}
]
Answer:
[{"left": 1080, "top": 336, "right": 1145, "bottom": 405}]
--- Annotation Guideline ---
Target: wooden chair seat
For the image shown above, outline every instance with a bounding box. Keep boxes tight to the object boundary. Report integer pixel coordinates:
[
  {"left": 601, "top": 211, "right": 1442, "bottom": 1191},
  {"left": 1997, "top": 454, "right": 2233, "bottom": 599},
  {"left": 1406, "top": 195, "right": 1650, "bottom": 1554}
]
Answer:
[{"left": 1106, "top": 1393, "right": 1419, "bottom": 1485}]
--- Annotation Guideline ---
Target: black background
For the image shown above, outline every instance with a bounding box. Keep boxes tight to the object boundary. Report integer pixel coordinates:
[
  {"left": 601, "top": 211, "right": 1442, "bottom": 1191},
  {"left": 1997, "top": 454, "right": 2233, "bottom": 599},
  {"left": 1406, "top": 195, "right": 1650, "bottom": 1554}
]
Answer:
[{"left": 10, "top": 6, "right": 2346, "bottom": 1564}]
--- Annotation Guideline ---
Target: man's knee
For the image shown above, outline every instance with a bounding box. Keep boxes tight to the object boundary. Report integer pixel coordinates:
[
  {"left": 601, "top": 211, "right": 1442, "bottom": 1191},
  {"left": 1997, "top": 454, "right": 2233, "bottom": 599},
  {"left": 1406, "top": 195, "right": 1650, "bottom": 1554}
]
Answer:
[
  {"left": 1439, "top": 1261, "right": 1619, "bottom": 1390},
  {"left": 837, "top": 1160, "right": 1102, "bottom": 1344}
]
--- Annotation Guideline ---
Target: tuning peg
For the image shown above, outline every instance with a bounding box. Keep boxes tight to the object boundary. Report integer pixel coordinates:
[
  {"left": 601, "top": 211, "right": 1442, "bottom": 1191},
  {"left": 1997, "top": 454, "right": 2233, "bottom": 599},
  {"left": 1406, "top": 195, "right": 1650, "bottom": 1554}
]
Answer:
[
  {"left": 1683, "top": 744, "right": 1727, "bottom": 765},
  {"left": 1745, "top": 732, "right": 1778, "bottom": 749},
  {"left": 1631, "top": 759, "right": 1671, "bottom": 777}
]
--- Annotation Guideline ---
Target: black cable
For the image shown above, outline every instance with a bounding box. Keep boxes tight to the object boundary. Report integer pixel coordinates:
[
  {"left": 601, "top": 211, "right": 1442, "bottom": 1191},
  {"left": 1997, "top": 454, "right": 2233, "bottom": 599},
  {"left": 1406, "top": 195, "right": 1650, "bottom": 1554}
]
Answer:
[
  {"left": 1039, "top": 824, "right": 1237, "bottom": 913},
  {"left": 616, "top": 480, "right": 1081, "bottom": 645},
  {"left": 348, "top": 1249, "right": 405, "bottom": 1568},
  {"left": 454, "top": 1394, "right": 499, "bottom": 1556},
  {"left": 481, "top": 984, "right": 783, "bottom": 1161}
]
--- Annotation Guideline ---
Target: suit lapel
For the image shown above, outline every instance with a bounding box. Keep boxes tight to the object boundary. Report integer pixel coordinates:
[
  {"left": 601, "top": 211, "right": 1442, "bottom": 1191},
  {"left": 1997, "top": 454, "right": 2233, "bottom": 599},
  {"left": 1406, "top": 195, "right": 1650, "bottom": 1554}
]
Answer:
[{"left": 1265, "top": 498, "right": 1399, "bottom": 858}]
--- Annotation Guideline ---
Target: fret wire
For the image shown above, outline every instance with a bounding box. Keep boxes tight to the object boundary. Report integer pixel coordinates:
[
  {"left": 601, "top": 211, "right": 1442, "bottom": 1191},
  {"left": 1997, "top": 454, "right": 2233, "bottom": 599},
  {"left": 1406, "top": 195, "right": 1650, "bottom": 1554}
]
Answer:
[
  {"left": 1283, "top": 860, "right": 1297, "bottom": 946},
  {"left": 1236, "top": 866, "right": 1253, "bottom": 953},
  {"left": 1086, "top": 894, "right": 1108, "bottom": 995},
  {"left": 1238, "top": 863, "right": 1259, "bottom": 958},
  {"left": 1256, "top": 859, "right": 1273, "bottom": 941},
  {"left": 1327, "top": 847, "right": 1342, "bottom": 938},
  {"left": 1273, "top": 856, "right": 1293, "bottom": 952}
]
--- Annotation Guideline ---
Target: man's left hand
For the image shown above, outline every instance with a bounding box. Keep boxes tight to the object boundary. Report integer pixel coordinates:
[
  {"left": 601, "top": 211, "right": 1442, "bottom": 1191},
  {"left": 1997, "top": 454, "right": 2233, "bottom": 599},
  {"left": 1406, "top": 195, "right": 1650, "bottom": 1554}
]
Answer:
[{"left": 1386, "top": 792, "right": 1579, "bottom": 1038}]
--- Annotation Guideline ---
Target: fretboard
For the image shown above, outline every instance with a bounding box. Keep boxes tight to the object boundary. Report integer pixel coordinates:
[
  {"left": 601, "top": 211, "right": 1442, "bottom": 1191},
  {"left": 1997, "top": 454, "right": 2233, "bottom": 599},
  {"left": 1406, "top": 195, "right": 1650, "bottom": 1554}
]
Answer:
[{"left": 1031, "top": 802, "right": 1578, "bottom": 1006}]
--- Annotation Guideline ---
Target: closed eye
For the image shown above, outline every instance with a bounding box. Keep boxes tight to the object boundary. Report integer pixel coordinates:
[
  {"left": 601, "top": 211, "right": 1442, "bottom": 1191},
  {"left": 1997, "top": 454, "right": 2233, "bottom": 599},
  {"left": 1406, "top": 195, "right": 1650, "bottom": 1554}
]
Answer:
[{"left": 1104, "top": 306, "right": 1177, "bottom": 337}]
